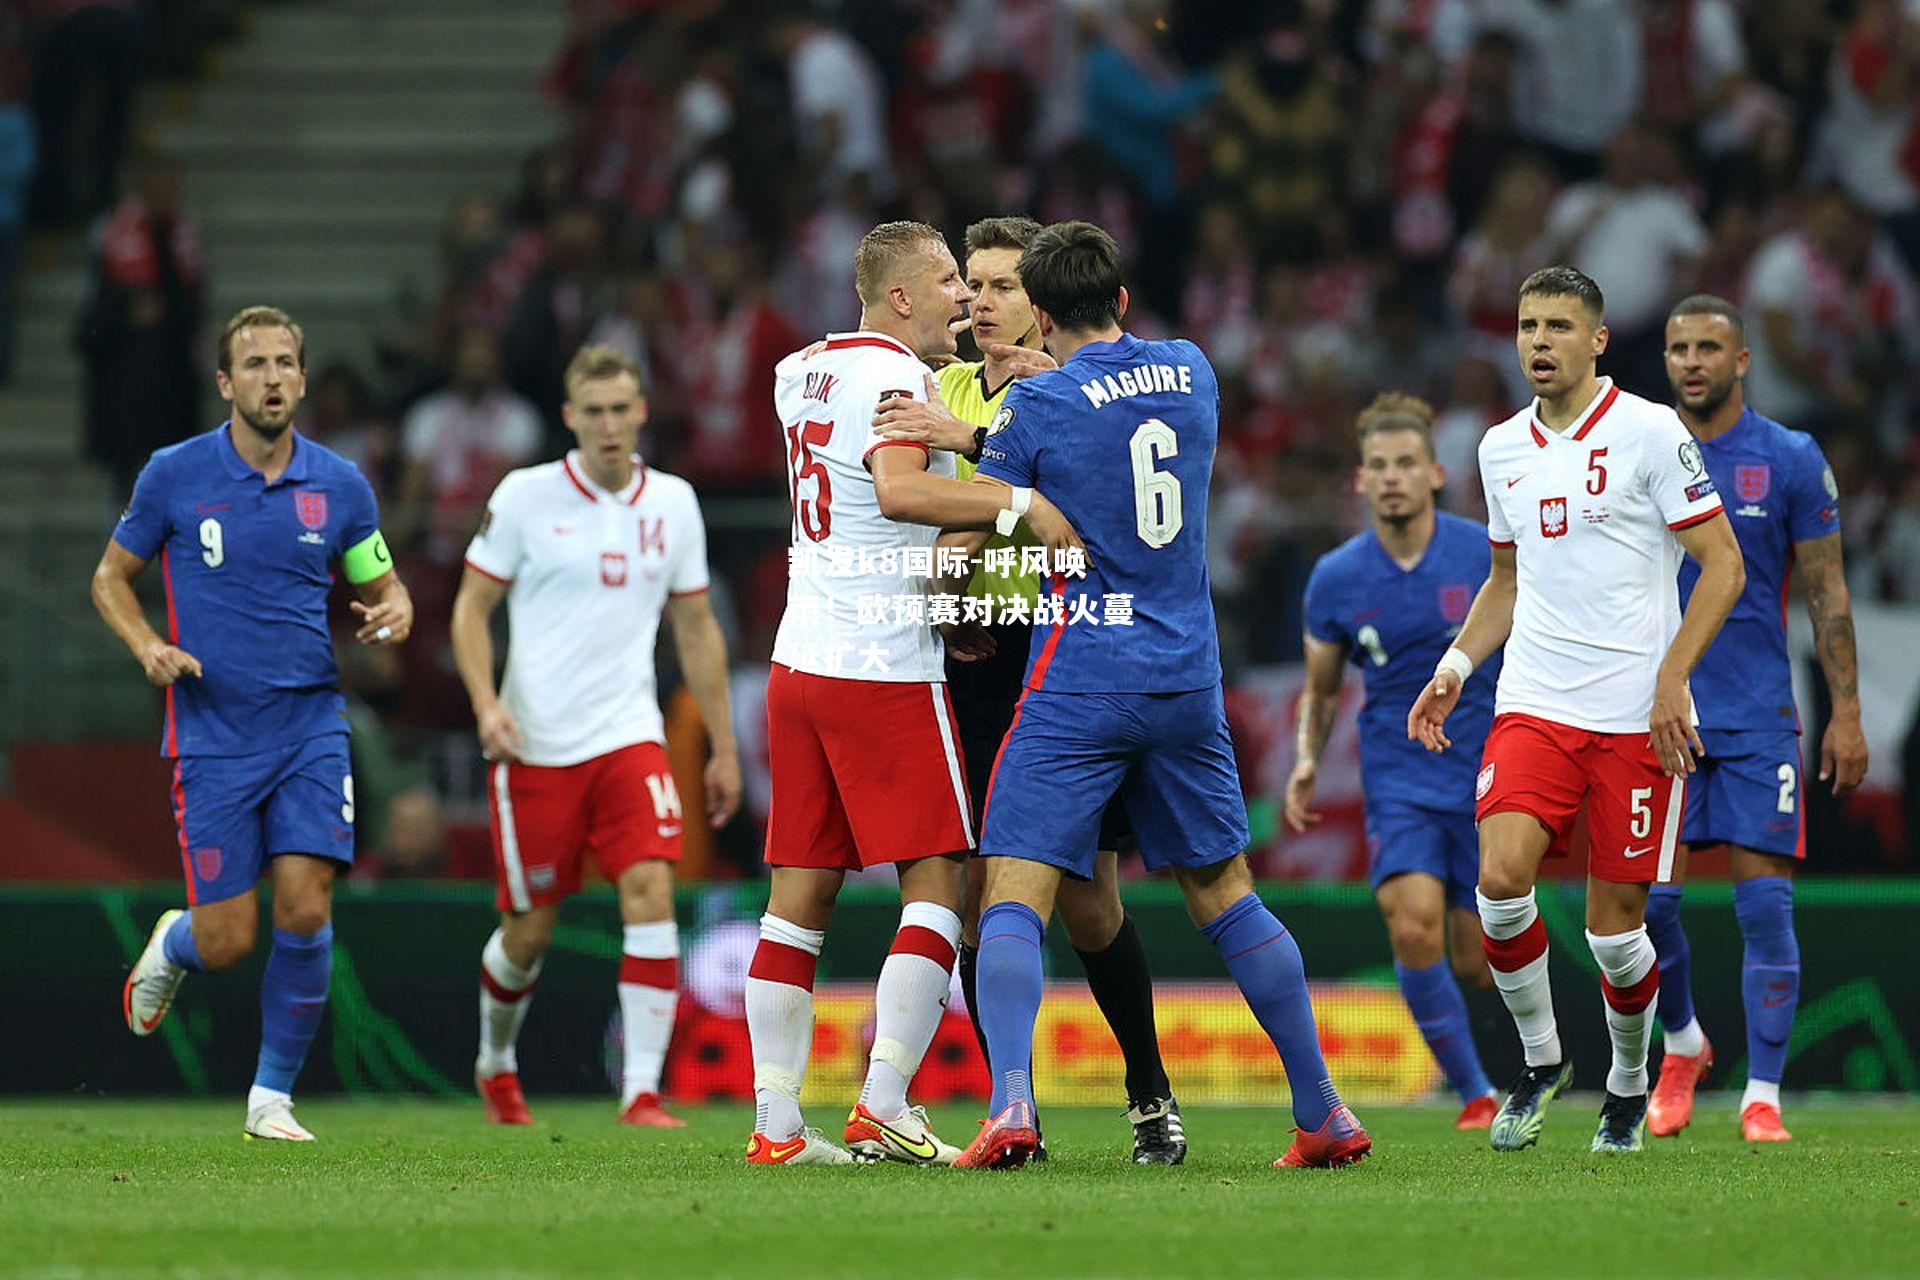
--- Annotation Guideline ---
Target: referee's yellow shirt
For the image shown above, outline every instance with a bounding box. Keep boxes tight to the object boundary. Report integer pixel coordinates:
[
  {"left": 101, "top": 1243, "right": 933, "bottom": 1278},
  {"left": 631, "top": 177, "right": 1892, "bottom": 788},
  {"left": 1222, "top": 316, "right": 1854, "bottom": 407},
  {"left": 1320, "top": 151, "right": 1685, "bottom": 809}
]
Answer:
[{"left": 937, "top": 360, "right": 1041, "bottom": 606}]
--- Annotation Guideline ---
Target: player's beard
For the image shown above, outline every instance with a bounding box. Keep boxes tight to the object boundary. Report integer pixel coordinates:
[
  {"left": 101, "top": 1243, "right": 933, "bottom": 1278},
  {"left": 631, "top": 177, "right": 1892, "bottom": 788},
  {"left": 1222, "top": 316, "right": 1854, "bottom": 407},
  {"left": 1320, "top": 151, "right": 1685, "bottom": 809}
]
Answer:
[
  {"left": 237, "top": 401, "right": 295, "bottom": 439},
  {"left": 1683, "top": 377, "right": 1736, "bottom": 420}
]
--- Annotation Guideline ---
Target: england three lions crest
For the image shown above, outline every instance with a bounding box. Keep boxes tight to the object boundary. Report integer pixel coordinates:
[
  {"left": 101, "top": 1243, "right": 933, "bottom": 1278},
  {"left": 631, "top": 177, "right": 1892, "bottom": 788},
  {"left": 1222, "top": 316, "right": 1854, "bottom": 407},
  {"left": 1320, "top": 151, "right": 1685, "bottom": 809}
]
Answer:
[
  {"left": 295, "top": 490, "right": 329, "bottom": 530},
  {"left": 1735, "top": 464, "right": 1771, "bottom": 503}
]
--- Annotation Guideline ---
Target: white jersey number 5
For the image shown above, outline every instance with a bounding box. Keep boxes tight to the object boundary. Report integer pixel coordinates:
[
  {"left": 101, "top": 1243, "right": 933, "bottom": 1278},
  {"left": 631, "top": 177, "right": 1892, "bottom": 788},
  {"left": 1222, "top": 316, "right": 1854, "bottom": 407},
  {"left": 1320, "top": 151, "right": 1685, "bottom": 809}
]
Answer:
[{"left": 1129, "top": 419, "right": 1183, "bottom": 548}]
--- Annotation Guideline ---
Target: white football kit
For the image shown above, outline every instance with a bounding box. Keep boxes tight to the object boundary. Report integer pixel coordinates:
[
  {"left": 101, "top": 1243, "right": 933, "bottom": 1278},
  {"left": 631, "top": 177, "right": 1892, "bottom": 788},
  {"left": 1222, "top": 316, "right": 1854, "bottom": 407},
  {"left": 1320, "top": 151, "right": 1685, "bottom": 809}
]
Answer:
[{"left": 1479, "top": 378, "right": 1725, "bottom": 734}]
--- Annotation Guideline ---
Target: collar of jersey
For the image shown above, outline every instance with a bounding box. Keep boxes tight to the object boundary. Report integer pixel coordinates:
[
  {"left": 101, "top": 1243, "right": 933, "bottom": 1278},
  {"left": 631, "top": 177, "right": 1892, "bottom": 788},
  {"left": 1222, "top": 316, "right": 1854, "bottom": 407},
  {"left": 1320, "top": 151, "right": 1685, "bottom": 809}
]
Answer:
[
  {"left": 1528, "top": 377, "right": 1617, "bottom": 448},
  {"left": 563, "top": 451, "right": 647, "bottom": 505},
  {"left": 824, "top": 330, "right": 917, "bottom": 359},
  {"left": 1064, "top": 332, "right": 1143, "bottom": 366},
  {"left": 217, "top": 420, "right": 310, "bottom": 484},
  {"left": 1697, "top": 405, "right": 1758, "bottom": 451}
]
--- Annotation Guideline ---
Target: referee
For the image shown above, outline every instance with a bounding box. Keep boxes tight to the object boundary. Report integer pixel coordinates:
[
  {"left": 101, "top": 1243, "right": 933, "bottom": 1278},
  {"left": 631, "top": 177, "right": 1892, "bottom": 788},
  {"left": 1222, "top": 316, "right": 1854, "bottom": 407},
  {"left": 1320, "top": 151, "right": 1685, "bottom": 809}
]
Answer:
[{"left": 873, "top": 217, "right": 1184, "bottom": 1164}]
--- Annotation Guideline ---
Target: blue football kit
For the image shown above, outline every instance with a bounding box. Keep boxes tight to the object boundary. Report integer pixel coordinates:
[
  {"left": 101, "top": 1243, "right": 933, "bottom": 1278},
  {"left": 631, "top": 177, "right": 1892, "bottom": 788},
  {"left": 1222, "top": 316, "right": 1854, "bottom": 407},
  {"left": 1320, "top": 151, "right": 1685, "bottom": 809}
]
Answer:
[
  {"left": 1303, "top": 512, "right": 1499, "bottom": 908},
  {"left": 974, "top": 333, "right": 1248, "bottom": 878},
  {"left": 1675, "top": 408, "right": 1839, "bottom": 859},
  {"left": 115, "top": 423, "right": 385, "bottom": 903}
]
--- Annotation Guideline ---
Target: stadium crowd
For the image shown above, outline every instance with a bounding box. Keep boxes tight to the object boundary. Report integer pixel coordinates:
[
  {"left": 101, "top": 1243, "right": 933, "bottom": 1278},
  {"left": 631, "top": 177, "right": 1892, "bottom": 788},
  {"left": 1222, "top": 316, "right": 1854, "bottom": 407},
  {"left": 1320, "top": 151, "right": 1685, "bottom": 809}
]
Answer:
[{"left": 14, "top": 0, "right": 1920, "bottom": 872}]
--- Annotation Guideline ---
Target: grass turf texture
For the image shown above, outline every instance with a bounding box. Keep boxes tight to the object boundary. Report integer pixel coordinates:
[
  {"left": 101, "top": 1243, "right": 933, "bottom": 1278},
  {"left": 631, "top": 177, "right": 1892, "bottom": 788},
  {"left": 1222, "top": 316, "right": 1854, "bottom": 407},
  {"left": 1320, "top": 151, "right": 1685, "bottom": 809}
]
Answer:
[{"left": 3, "top": 1099, "right": 1916, "bottom": 1279}]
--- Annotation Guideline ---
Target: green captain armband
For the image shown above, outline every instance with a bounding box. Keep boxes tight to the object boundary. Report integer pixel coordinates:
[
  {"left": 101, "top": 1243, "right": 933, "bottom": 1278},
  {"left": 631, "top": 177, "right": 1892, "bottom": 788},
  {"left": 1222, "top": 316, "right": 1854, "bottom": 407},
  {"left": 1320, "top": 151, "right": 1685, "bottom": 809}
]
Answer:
[{"left": 341, "top": 530, "right": 394, "bottom": 584}]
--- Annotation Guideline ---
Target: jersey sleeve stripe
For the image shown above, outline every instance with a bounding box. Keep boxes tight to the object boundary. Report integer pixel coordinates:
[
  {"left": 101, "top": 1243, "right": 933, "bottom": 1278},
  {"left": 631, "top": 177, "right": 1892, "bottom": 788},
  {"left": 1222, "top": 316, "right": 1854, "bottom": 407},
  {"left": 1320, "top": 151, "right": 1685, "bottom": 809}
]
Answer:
[
  {"left": 1667, "top": 505, "right": 1723, "bottom": 532},
  {"left": 668, "top": 585, "right": 710, "bottom": 598},
  {"left": 1489, "top": 537, "right": 1516, "bottom": 548},
  {"left": 463, "top": 557, "right": 512, "bottom": 585}
]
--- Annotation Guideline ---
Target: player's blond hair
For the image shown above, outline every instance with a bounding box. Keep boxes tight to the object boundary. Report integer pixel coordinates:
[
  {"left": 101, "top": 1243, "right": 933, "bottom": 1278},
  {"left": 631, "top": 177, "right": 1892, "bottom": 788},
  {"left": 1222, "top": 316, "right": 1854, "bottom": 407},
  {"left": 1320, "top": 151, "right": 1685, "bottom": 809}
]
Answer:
[
  {"left": 564, "top": 345, "right": 645, "bottom": 398},
  {"left": 1355, "top": 392, "right": 1437, "bottom": 460},
  {"left": 218, "top": 305, "right": 305, "bottom": 373},
  {"left": 854, "top": 220, "right": 946, "bottom": 306}
]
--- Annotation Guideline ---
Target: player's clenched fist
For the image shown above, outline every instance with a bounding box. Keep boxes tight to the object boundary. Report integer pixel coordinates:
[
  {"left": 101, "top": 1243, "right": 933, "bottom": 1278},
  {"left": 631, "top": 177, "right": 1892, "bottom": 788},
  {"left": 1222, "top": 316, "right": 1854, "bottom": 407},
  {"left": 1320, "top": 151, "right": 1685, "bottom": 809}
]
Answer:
[
  {"left": 1647, "top": 670, "right": 1702, "bottom": 777},
  {"left": 137, "top": 639, "right": 203, "bottom": 687},
  {"left": 474, "top": 700, "right": 526, "bottom": 764},
  {"left": 1023, "top": 491, "right": 1084, "bottom": 564},
  {"left": 1406, "top": 670, "right": 1461, "bottom": 752}
]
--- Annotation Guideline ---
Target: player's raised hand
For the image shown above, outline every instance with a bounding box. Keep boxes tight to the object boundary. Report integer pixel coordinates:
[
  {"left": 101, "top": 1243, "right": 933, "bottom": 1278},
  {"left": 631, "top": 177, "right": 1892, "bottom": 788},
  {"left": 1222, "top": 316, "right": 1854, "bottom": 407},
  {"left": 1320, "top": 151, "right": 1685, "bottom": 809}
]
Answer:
[
  {"left": 1023, "top": 491, "right": 1085, "bottom": 566},
  {"left": 1283, "top": 759, "right": 1321, "bottom": 832},
  {"left": 983, "top": 342, "right": 1058, "bottom": 380},
  {"left": 705, "top": 750, "right": 743, "bottom": 827},
  {"left": 1648, "top": 671, "right": 1702, "bottom": 777},
  {"left": 1407, "top": 672, "right": 1460, "bottom": 752},
  {"left": 939, "top": 620, "right": 997, "bottom": 662},
  {"left": 137, "top": 638, "right": 202, "bottom": 687},
  {"left": 351, "top": 596, "right": 413, "bottom": 647},
  {"left": 873, "top": 379, "right": 977, "bottom": 453},
  {"left": 475, "top": 701, "right": 526, "bottom": 764},
  {"left": 1819, "top": 712, "right": 1869, "bottom": 796}
]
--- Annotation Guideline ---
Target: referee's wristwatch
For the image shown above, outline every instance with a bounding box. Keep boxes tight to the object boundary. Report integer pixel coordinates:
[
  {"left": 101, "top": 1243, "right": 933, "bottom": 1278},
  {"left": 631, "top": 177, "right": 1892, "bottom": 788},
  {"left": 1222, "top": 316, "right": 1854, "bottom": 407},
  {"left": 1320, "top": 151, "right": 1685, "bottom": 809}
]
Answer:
[
  {"left": 995, "top": 487, "right": 1033, "bottom": 537},
  {"left": 965, "top": 425, "right": 988, "bottom": 464}
]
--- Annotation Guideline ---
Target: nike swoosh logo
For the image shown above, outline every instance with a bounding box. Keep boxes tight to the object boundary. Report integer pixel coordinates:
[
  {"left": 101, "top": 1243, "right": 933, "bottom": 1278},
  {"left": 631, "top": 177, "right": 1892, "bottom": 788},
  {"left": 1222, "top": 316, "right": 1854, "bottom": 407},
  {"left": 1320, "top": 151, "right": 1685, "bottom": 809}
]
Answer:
[
  {"left": 1507, "top": 476, "right": 1528, "bottom": 488},
  {"left": 658, "top": 826, "right": 682, "bottom": 838},
  {"left": 1761, "top": 995, "right": 1792, "bottom": 1007},
  {"left": 868, "top": 1116, "right": 939, "bottom": 1160},
  {"left": 138, "top": 1009, "right": 165, "bottom": 1032},
  {"left": 553, "top": 526, "right": 577, "bottom": 536},
  {"left": 1623, "top": 845, "right": 1653, "bottom": 859}
]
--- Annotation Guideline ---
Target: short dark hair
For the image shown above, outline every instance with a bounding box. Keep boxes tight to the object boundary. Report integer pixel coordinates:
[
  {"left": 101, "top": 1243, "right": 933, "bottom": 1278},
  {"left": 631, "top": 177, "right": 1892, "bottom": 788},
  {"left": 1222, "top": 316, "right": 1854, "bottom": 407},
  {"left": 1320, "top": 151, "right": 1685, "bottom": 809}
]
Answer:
[
  {"left": 964, "top": 216, "right": 1043, "bottom": 258},
  {"left": 1355, "top": 392, "right": 1437, "bottom": 461},
  {"left": 1666, "top": 293, "right": 1746, "bottom": 345},
  {"left": 1518, "top": 265, "right": 1605, "bottom": 322},
  {"left": 1017, "top": 221, "right": 1124, "bottom": 332}
]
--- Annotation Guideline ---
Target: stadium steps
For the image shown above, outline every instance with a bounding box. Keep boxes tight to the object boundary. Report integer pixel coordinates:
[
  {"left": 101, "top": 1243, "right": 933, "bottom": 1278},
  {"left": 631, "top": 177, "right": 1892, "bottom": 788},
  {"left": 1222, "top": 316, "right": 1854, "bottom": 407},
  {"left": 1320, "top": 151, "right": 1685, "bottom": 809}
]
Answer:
[{"left": 0, "top": 0, "right": 562, "bottom": 746}]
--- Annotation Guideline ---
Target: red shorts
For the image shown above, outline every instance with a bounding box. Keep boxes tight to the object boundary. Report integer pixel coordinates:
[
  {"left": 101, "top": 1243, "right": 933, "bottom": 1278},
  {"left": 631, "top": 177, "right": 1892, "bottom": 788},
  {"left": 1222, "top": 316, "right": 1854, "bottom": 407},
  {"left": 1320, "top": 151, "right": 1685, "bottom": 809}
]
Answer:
[
  {"left": 1475, "top": 712, "right": 1684, "bottom": 884},
  {"left": 488, "top": 740, "right": 681, "bottom": 911},
  {"left": 765, "top": 665, "right": 974, "bottom": 870}
]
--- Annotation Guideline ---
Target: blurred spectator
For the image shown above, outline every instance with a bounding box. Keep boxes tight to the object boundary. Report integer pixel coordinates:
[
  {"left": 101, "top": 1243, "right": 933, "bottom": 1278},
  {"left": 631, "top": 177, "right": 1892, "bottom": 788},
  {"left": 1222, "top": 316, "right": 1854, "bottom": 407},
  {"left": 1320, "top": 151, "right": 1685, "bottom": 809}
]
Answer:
[
  {"left": 1208, "top": 10, "right": 1332, "bottom": 266},
  {"left": 304, "top": 362, "right": 397, "bottom": 503},
  {"left": 768, "top": 8, "right": 895, "bottom": 201},
  {"left": 1742, "top": 187, "right": 1919, "bottom": 439},
  {"left": 1181, "top": 201, "right": 1259, "bottom": 376},
  {"left": 1638, "top": 0, "right": 1748, "bottom": 147},
  {"left": 658, "top": 236, "right": 802, "bottom": 492},
  {"left": 1447, "top": 158, "right": 1554, "bottom": 392},
  {"left": 1807, "top": 0, "right": 1920, "bottom": 271},
  {"left": 1544, "top": 121, "right": 1707, "bottom": 397},
  {"left": 75, "top": 152, "right": 203, "bottom": 500},
  {"left": 1442, "top": 30, "right": 1523, "bottom": 233},
  {"left": 396, "top": 328, "right": 541, "bottom": 564},
  {"left": 500, "top": 203, "right": 612, "bottom": 440},
  {"left": 1476, "top": 0, "right": 1642, "bottom": 179},
  {"left": 0, "top": 46, "right": 33, "bottom": 385},
  {"left": 27, "top": 0, "right": 138, "bottom": 228}
]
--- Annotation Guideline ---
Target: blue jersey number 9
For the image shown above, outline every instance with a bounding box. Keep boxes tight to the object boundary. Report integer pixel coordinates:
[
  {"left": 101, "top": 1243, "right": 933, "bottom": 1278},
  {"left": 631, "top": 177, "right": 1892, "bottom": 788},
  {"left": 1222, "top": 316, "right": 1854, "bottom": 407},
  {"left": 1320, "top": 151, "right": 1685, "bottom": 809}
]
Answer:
[{"left": 1129, "top": 419, "right": 1183, "bottom": 548}]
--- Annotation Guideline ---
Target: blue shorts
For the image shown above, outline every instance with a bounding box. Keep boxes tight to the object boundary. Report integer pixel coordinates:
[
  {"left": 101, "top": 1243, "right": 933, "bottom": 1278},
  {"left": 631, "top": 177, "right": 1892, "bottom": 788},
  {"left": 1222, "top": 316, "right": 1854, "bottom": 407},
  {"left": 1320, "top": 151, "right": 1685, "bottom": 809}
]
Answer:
[
  {"left": 170, "top": 734, "right": 356, "bottom": 905},
  {"left": 1680, "top": 728, "right": 1805, "bottom": 859},
  {"left": 1366, "top": 802, "right": 1480, "bottom": 911},
  {"left": 978, "top": 686, "right": 1251, "bottom": 879}
]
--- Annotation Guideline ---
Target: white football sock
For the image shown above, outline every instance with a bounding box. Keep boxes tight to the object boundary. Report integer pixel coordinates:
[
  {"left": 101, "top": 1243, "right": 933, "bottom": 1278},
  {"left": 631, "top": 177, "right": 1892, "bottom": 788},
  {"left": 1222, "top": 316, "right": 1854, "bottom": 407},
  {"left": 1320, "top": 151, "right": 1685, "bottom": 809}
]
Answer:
[
  {"left": 619, "top": 920, "right": 679, "bottom": 1107},
  {"left": 1741, "top": 1078, "right": 1782, "bottom": 1112},
  {"left": 859, "top": 901, "right": 962, "bottom": 1120},
  {"left": 1588, "top": 926, "right": 1660, "bottom": 1097},
  {"left": 477, "top": 928, "right": 542, "bottom": 1078},
  {"left": 1663, "top": 1014, "right": 1706, "bottom": 1058},
  {"left": 1478, "top": 890, "right": 1562, "bottom": 1067},
  {"left": 746, "top": 913, "right": 825, "bottom": 1141}
]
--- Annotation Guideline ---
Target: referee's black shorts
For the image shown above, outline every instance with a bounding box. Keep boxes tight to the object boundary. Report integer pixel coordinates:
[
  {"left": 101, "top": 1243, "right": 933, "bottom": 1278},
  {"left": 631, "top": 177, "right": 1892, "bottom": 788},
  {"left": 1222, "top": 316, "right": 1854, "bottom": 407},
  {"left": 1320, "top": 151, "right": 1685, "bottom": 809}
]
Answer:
[{"left": 944, "top": 618, "right": 1136, "bottom": 855}]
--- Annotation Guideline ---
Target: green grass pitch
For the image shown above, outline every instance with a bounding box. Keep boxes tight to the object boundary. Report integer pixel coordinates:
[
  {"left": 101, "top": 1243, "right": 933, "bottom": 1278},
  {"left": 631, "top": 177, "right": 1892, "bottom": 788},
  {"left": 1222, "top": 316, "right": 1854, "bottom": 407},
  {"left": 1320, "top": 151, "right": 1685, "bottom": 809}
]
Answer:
[{"left": 3, "top": 1098, "right": 1916, "bottom": 1278}]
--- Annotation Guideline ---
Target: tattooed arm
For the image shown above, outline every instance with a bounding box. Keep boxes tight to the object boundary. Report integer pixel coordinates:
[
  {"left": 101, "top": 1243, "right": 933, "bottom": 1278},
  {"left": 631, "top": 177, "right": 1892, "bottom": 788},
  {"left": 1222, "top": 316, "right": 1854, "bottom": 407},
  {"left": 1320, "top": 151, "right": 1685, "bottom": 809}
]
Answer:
[{"left": 1797, "top": 531, "right": 1868, "bottom": 795}]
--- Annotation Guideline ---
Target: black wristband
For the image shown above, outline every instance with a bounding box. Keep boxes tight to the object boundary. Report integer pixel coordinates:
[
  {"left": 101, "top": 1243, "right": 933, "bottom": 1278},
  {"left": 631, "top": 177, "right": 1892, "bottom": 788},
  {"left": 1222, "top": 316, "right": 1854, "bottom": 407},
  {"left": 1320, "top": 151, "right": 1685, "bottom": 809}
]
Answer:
[{"left": 965, "top": 425, "right": 988, "bottom": 463}]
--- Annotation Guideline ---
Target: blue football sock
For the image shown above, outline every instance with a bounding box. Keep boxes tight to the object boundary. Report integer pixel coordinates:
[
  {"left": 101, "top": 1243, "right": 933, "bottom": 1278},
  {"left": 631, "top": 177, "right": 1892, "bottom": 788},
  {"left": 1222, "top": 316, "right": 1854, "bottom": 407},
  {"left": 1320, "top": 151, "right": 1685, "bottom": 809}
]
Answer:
[
  {"left": 1734, "top": 878, "right": 1798, "bottom": 1084},
  {"left": 976, "top": 901, "right": 1046, "bottom": 1115},
  {"left": 1395, "top": 959, "right": 1493, "bottom": 1103},
  {"left": 254, "top": 925, "right": 333, "bottom": 1095},
  {"left": 1643, "top": 884, "right": 1696, "bottom": 1034},
  {"left": 161, "top": 911, "right": 204, "bottom": 972},
  {"left": 1202, "top": 893, "right": 1339, "bottom": 1131}
]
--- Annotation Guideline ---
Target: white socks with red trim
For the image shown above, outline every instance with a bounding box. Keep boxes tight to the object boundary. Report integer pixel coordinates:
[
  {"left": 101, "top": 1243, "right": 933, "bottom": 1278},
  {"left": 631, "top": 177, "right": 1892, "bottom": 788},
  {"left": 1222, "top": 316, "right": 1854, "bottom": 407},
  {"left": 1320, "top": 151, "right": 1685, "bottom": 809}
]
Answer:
[
  {"left": 1478, "top": 890, "right": 1562, "bottom": 1068},
  {"left": 858, "top": 901, "right": 963, "bottom": 1120},
  {"left": 746, "top": 914, "right": 825, "bottom": 1141},
  {"left": 619, "top": 920, "right": 679, "bottom": 1107},
  {"left": 1588, "top": 926, "right": 1660, "bottom": 1097},
  {"left": 477, "top": 928, "right": 542, "bottom": 1078}
]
